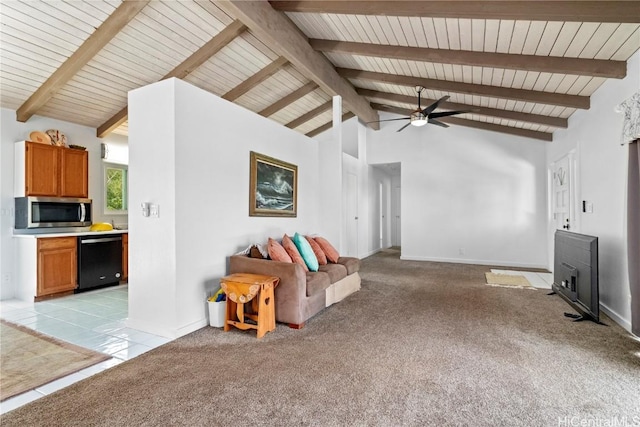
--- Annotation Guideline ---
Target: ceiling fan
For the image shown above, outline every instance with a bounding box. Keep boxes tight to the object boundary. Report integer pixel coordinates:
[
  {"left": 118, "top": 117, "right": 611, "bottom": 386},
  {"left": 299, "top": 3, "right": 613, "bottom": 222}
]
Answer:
[{"left": 371, "top": 86, "right": 470, "bottom": 132}]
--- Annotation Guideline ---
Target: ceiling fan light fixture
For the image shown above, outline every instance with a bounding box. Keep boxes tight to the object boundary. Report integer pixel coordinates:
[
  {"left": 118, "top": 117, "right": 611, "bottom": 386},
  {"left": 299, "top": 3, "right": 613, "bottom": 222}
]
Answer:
[{"left": 410, "top": 110, "right": 427, "bottom": 127}]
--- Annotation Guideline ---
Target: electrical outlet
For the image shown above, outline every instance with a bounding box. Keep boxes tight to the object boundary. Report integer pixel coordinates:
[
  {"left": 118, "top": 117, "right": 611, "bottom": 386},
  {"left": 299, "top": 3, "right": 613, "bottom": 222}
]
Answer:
[
  {"left": 2, "top": 273, "right": 12, "bottom": 284},
  {"left": 150, "top": 204, "right": 159, "bottom": 218},
  {"left": 459, "top": 248, "right": 465, "bottom": 255}
]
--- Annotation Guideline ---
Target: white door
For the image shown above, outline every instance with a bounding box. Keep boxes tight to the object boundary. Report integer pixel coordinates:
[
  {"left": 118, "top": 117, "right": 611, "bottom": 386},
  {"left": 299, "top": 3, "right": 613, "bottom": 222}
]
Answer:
[
  {"left": 393, "top": 186, "right": 401, "bottom": 247},
  {"left": 379, "top": 183, "right": 384, "bottom": 249},
  {"left": 552, "top": 154, "right": 573, "bottom": 231},
  {"left": 346, "top": 173, "right": 358, "bottom": 257}
]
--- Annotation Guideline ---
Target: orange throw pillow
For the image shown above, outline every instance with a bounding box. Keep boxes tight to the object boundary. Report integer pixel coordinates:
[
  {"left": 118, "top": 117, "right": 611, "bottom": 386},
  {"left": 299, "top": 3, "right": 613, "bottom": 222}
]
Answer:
[
  {"left": 282, "top": 234, "right": 309, "bottom": 271},
  {"left": 268, "top": 238, "right": 292, "bottom": 263},
  {"left": 314, "top": 236, "right": 340, "bottom": 263},
  {"left": 305, "top": 235, "right": 327, "bottom": 265}
]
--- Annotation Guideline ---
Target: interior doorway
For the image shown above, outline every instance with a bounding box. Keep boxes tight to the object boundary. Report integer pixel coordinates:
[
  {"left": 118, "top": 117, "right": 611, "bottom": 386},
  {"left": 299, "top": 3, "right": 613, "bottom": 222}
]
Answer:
[
  {"left": 549, "top": 149, "right": 579, "bottom": 269},
  {"left": 379, "top": 182, "right": 383, "bottom": 250},
  {"left": 552, "top": 153, "right": 575, "bottom": 232},
  {"left": 346, "top": 172, "right": 358, "bottom": 257},
  {"left": 393, "top": 185, "right": 401, "bottom": 247}
]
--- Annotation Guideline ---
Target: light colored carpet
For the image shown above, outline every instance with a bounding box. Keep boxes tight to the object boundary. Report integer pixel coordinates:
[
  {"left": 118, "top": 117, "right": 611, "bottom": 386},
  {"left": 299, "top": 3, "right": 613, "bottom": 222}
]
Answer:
[
  {"left": 1, "top": 251, "right": 639, "bottom": 425},
  {"left": 485, "top": 272, "right": 534, "bottom": 289},
  {"left": 0, "top": 320, "right": 110, "bottom": 401}
]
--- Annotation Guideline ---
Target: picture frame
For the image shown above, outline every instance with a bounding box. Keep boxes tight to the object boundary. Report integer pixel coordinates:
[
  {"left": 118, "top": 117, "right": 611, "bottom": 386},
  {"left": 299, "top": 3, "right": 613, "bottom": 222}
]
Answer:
[{"left": 249, "top": 151, "right": 297, "bottom": 217}]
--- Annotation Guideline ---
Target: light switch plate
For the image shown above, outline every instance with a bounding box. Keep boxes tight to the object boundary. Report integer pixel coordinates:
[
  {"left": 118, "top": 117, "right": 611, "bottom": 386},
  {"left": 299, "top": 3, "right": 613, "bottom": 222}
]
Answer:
[{"left": 585, "top": 202, "right": 593, "bottom": 213}]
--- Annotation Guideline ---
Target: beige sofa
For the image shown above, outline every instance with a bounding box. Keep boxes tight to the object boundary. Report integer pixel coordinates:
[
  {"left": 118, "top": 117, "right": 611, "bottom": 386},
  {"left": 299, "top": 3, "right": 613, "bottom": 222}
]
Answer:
[{"left": 229, "top": 255, "right": 361, "bottom": 328}]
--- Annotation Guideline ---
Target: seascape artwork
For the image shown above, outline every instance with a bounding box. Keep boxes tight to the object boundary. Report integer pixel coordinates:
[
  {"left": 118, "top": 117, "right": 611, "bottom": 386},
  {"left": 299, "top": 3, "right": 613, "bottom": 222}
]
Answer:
[{"left": 250, "top": 152, "right": 297, "bottom": 217}]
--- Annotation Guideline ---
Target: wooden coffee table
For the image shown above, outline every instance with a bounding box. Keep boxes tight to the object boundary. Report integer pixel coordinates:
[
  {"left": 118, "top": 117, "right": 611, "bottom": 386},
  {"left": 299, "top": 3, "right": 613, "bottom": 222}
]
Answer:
[{"left": 220, "top": 273, "right": 279, "bottom": 338}]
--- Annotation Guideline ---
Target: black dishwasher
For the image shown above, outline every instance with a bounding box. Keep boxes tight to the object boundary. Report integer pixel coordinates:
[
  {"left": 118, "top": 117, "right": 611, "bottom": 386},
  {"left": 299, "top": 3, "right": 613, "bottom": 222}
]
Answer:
[{"left": 77, "top": 235, "right": 122, "bottom": 292}]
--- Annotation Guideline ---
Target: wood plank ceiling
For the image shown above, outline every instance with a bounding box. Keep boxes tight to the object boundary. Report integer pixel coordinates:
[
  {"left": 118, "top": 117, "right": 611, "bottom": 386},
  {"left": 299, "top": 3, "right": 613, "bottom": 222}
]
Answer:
[{"left": 1, "top": 1, "right": 639, "bottom": 142}]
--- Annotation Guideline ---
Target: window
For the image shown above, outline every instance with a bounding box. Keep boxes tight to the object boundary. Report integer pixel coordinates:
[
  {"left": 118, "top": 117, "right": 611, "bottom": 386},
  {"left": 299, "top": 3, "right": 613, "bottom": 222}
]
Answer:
[{"left": 104, "top": 163, "right": 128, "bottom": 214}]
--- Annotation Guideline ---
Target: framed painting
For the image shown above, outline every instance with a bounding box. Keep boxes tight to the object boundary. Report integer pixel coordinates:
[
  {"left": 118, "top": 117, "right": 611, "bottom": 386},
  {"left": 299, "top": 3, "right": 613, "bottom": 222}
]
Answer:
[{"left": 249, "top": 151, "right": 297, "bottom": 217}]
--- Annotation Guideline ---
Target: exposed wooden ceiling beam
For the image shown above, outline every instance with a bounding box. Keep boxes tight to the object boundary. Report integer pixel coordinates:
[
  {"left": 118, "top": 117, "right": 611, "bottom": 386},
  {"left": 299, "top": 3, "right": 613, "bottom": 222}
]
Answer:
[
  {"left": 17, "top": 0, "right": 149, "bottom": 123},
  {"left": 165, "top": 20, "right": 247, "bottom": 80},
  {"left": 97, "top": 20, "right": 247, "bottom": 138},
  {"left": 362, "top": 90, "right": 568, "bottom": 128},
  {"left": 373, "top": 104, "right": 552, "bottom": 142},
  {"left": 338, "top": 68, "right": 590, "bottom": 110},
  {"left": 311, "top": 39, "right": 626, "bottom": 79},
  {"left": 259, "top": 82, "right": 318, "bottom": 117},
  {"left": 306, "top": 112, "right": 355, "bottom": 138},
  {"left": 270, "top": 1, "right": 640, "bottom": 23},
  {"left": 440, "top": 116, "right": 553, "bottom": 142},
  {"left": 286, "top": 100, "right": 332, "bottom": 129},
  {"left": 223, "top": 56, "right": 289, "bottom": 102},
  {"left": 97, "top": 106, "right": 129, "bottom": 139},
  {"left": 217, "top": 0, "right": 379, "bottom": 129}
]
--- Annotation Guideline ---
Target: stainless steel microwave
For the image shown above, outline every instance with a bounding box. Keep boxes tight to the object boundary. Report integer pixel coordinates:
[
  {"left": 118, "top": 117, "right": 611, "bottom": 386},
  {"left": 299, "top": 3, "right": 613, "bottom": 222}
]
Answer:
[{"left": 15, "top": 197, "right": 92, "bottom": 229}]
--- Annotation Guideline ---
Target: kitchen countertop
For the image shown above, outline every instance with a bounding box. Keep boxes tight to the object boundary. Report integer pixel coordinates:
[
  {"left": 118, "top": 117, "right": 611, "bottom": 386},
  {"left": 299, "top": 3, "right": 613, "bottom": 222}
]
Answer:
[{"left": 13, "top": 229, "right": 128, "bottom": 239}]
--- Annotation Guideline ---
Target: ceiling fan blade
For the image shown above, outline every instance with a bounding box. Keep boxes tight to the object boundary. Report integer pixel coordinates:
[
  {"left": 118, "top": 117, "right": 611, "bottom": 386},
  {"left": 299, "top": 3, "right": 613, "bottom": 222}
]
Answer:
[
  {"left": 366, "top": 117, "right": 411, "bottom": 124},
  {"left": 428, "top": 110, "right": 470, "bottom": 119},
  {"left": 396, "top": 122, "right": 412, "bottom": 132},
  {"left": 421, "top": 95, "right": 451, "bottom": 116},
  {"left": 428, "top": 118, "right": 449, "bottom": 128}
]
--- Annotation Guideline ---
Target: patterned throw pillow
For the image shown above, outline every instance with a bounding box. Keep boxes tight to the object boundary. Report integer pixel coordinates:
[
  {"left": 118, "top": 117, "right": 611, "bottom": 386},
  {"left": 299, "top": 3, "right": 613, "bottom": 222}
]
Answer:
[
  {"left": 267, "top": 238, "right": 292, "bottom": 263},
  {"left": 313, "top": 236, "right": 340, "bottom": 263},
  {"left": 293, "top": 233, "right": 319, "bottom": 272},
  {"left": 305, "top": 235, "right": 327, "bottom": 265},
  {"left": 282, "top": 234, "right": 309, "bottom": 271}
]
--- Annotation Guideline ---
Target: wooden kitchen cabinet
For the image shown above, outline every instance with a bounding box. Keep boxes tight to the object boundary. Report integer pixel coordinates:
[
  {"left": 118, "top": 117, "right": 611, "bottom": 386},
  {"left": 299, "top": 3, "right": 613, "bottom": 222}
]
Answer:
[
  {"left": 60, "top": 148, "right": 89, "bottom": 197},
  {"left": 37, "top": 237, "right": 77, "bottom": 297},
  {"left": 122, "top": 233, "right": 128, "bottom": 281},
  {"left": 25, "top": 142, "right": 60, "bottom": 197},
  {"left": 16, "top": 141, "right": 89, "bottom": 198}
]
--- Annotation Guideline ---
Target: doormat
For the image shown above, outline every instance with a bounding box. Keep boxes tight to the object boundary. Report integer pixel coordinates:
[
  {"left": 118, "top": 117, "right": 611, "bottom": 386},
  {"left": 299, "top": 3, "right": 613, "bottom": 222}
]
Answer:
[
  {"left": 485, "top": 272, "right": 535, "bottom": 290},
  {"left": 0, "top": 319, "right": 111, "bottom": 401}
]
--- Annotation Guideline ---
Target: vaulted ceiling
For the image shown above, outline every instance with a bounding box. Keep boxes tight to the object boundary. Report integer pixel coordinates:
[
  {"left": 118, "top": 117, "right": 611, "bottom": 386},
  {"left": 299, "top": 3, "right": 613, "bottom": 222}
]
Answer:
[{"left": 1, "top": 1, "right": 639, "bottom": 142}]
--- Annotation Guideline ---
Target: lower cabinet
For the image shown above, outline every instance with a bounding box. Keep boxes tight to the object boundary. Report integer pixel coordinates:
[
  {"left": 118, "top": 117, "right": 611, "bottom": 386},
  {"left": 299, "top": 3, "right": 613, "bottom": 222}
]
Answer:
[
  {"left": 37, "top": 237, "right": 77, "bottom": 297},
  {"left": 122, "top": 233, "right": 128, "bottom": 281}
]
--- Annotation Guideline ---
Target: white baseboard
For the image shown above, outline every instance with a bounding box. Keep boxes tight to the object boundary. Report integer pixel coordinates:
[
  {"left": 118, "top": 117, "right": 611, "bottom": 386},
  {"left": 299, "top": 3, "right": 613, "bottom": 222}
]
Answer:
[
  {"left": 127, "top": 317, "right": 208, "bottom": 339},
  {"left": 599, "top": 302, "right": 632, "bottom": 332},
  {"left": 360, "top": 248, "right": 382, "bottom": 259},
  {"left": 399, "top": 255, "right": 547, "bottom": 270}
]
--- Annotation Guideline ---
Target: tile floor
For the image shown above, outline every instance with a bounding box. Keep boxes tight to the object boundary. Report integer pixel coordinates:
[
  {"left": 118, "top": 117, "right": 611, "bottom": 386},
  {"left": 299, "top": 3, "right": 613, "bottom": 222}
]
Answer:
[
  {"left": 491, "top": 269, "right": 554, "bottom": 289},
  {"left": 0, "top": 285, "right": 172, "bottom": 415}
]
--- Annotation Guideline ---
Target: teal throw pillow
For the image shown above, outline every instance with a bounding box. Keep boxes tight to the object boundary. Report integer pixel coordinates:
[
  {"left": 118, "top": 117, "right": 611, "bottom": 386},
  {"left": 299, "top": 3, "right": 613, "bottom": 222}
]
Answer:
[{"left": 293, "top": 232, "right": 319, "bottom": 272}]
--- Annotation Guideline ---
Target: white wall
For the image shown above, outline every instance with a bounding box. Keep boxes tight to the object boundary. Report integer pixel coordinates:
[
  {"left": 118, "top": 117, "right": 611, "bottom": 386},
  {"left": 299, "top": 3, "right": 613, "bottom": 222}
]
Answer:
[
  {"left": 547, "top": 51, "right": 640, "bottom": 331},
  {"left": 337, "top": 117, "right": 393, "bottom": 259},
  {"left": 367, "top": 111, "right": 549, "bottom": 269},
  {"left": 127, "top": 78, "right": 323, "bottom": 338},
  {"left": 342, "top": 115, "right": 358, "bottom": 159},
  {"left": 0, "top": 108, "right": 127, "bottom": 299}
]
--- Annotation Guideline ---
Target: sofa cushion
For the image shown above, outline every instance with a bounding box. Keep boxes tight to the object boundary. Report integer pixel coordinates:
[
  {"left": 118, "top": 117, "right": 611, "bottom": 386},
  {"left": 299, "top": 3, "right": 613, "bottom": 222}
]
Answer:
[
  {"left": 314, "top": 236, "right": 340, "bottom": 263},
  {"left": 268, "top": 238, "right": 292, "bottom": 263},
  {"left": 282, "top": 234, "right": 309, "bottom": 271},
  {"left": 305, "top": 236, "right": 327, "bottom": 265},
  {"left": 293, "top": 232, "right": 319, "bottom": 271},
  {"left": 318, "top": 263, "right": 347, "bottom": 283},
  {"left": 306, "top": 272, "right": 331, "bottom": 296},
  {"left": 337, "top": 257, "right": 360, "bottom": 275}
]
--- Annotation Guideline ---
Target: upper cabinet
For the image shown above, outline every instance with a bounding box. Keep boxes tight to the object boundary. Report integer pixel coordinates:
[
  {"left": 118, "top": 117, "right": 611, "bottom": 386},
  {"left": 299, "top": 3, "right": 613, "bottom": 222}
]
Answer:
[
  {"left": 15, "top": 141, "right": 88, "bottom": 198},
  {"left": 60, "top": 147, "right": 89, "bottom": 197}
]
